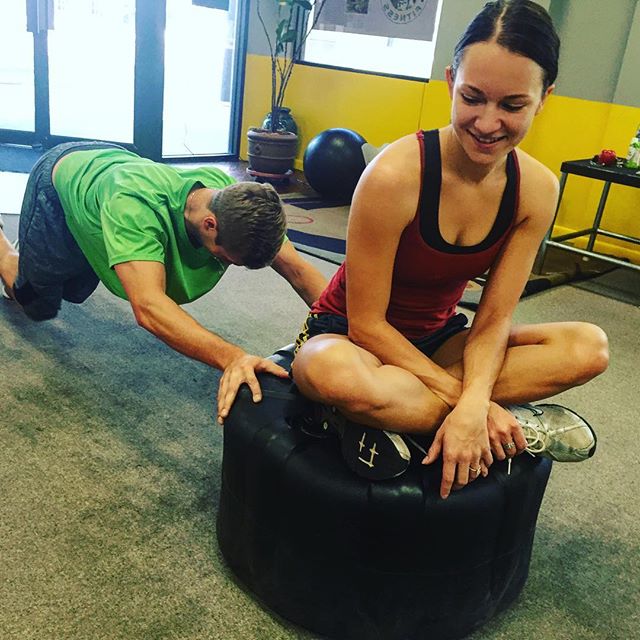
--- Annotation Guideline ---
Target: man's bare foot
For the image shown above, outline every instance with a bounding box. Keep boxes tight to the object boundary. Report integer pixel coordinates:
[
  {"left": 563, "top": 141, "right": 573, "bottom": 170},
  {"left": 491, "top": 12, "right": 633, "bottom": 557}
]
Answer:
[
  {"left": 0, "top": 226, "right": 16, "bottom": 257},
  {"left": 0, "top": 238, "right": 18, "bottom": 299}
]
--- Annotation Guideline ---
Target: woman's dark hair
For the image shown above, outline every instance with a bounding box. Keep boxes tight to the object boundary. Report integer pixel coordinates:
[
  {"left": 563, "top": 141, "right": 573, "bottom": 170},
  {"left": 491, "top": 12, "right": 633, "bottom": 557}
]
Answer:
[{"left": 451, "top": 0, "right": 560, "bottom": 92}]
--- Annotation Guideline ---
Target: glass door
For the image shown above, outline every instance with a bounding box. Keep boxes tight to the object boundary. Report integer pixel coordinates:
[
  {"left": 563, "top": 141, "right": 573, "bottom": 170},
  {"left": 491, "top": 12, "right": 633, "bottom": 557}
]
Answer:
[
  {"left": 47, "top": 0, "right": 136, "bottom": 143},
  {"left": 0, "top": 0, "right": 37, "bottom": 143},
  {"left": 0, "top": 0, "right": 247, "bottom": 159},
  {"left": 0, "top": 0, "right": 137, "bottom": 148},
  {"left": 162, "top": 0, "right": 243, "bottom": 158}
]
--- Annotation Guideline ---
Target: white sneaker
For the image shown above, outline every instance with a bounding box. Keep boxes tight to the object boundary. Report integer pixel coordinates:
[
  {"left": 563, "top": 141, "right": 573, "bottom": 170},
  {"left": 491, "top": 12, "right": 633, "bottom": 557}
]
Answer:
[{"left": 508, "top": 404, "right": 597, "bottom": 462}]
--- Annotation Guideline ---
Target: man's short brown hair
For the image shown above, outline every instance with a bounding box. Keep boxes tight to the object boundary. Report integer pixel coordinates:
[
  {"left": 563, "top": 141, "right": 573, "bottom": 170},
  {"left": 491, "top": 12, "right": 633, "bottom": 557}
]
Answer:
[{"left": 208, "top": 182, "right": 286, "bottom": 269}]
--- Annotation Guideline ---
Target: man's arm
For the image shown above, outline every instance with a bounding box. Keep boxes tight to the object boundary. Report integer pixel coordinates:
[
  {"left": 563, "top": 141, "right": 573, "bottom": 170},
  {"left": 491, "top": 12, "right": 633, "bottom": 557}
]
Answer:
[
  {"left": 114, "top": 260, "right": 290, "bottom": 422},
  {"left": 270, "top": 240, "right": 328, "bottom": 307}
]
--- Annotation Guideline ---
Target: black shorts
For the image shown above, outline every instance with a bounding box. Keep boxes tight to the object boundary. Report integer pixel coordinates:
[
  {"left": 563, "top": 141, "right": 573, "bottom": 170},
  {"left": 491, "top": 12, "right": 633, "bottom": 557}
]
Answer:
[
  {"left": 14, "top": 141, "right": 126, "bottom": 320},
  {"left": 295, "top": 312, "right": 469, "bottom": 357}
]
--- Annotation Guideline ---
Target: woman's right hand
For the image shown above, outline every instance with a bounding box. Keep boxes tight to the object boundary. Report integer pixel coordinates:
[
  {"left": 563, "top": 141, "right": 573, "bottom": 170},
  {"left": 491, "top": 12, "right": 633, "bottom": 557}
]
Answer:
[
  {"left": 487, "top": 401, "right": 528, "bottom": 460},
  {"left": 423, "top": 402, "right": 493, "bottom": 499}
]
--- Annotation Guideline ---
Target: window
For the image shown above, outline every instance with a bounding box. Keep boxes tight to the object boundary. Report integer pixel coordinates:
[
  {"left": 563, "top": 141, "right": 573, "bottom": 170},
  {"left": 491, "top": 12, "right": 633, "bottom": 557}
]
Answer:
[{"left": 300, "top": 0, "right": 443, "bottom": 79}]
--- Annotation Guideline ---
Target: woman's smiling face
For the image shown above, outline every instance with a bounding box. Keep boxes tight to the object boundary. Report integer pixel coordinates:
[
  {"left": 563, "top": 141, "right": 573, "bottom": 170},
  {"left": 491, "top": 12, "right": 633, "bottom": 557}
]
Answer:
[{"left": 446, "top": 40, "right": 554, "bottom": 164}]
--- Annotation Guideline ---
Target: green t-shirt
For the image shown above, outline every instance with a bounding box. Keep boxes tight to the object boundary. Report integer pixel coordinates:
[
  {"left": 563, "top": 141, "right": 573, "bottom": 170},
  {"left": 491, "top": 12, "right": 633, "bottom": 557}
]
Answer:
[{"left": 54, "top": 149, "right": 236, "bottom": 304}]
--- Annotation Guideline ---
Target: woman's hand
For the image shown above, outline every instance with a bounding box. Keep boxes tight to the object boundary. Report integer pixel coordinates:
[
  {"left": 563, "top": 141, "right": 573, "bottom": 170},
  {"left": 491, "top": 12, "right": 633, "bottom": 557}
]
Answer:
[
  {"left": 423, "top": 402, "right": 493, "bottom": 499},
  {"left": 486, "top": 401, "right": 528, "bottom": 460}
]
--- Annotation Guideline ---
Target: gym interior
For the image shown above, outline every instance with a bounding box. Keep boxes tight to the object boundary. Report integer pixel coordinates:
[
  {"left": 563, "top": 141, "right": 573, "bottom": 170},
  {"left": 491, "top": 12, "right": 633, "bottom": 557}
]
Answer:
[{"left": 0, "top": 1, "right": 639, "bottom": 639}]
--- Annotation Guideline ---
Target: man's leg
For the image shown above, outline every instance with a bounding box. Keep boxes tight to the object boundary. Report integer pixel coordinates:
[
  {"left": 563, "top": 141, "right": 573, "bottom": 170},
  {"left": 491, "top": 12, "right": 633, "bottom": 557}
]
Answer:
[
  {"left": 0, "top": 143, "right": 100, "bottom": 319},
  {"left": 0, "top": 225, "right": 66, "bottom": 320},
  {"left": 62, "top": 270, "right": 100, "bottom": 304}
]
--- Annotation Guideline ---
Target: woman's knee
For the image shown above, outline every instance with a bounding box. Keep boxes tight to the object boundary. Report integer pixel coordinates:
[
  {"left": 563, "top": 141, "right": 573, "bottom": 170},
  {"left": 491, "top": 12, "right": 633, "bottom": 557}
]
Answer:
[
  {"left": 292, "top": 336, "right": 377, "bottom": 408},
  {"left": 292, "top": 335, "right": 358, "bottom": 402},
  {"left": 563, "top": 322, "right": 609, "bottom": 384}
]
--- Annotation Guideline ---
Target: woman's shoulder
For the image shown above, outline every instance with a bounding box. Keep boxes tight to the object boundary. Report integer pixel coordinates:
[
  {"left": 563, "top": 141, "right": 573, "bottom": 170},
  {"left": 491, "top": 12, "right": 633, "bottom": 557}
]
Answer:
[
  {"left": 371, "top": 132, "right": 419, "bottom": 166},
  {"left": 513, "top": 147, "right": 559, "bottom": 219},
  {"left": 514, "top": 147, "right": 558, "bottom": 192},
  {"left": 361, "top": 134, "right": 420, "bottom": 191},
  {"left": 351, "top": 133, "right": 422, "bottom": 225}
]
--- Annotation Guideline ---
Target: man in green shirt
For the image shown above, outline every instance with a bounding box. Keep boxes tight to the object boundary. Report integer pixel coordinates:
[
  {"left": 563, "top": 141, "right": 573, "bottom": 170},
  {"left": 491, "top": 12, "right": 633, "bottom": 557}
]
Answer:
[{"left": 0, "top": 142, "right": 327, "bottom": 422}]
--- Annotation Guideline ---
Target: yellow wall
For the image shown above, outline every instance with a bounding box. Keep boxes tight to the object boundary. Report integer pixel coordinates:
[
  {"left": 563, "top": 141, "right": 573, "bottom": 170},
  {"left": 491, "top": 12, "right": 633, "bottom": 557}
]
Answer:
[
  {"left": 519, "top": 99, "right": 640, "bottom": 264},
  {"left": 241, "top": 55, "right": 428, "bottom": 159},
  {"left": 242, "top": 54, "right": 640, "bottom": 264}
]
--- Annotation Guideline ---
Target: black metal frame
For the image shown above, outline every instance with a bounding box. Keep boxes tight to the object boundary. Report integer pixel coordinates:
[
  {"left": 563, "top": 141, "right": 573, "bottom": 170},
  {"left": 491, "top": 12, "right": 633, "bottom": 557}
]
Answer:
[{"left": 0, "top": 0, "right": 249, "bottom": 162}]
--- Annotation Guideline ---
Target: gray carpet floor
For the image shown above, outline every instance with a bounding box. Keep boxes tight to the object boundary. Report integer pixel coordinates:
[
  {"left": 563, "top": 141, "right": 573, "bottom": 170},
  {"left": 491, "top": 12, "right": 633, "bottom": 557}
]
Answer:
[{"left": 1, "top": 251, "right": 639, "bottom": 639}]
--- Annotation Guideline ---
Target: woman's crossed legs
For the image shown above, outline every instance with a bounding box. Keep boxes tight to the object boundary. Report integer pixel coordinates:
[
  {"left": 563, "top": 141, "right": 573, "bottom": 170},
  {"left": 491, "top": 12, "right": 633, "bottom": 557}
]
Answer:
[{"left": 292, "top": 320, "right": 608, "bottom": 490}]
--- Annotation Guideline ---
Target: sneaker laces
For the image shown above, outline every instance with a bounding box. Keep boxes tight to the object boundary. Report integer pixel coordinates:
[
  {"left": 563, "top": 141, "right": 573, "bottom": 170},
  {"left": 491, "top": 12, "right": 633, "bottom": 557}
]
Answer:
[{"left": 520, "top": 417, "right": 585, "bottom": 456}]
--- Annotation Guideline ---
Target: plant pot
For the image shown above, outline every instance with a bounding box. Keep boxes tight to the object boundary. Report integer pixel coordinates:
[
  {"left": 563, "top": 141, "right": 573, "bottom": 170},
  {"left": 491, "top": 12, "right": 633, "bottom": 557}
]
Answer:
[
  {"left": 247, "top": 128, "right": 298, "bottom": 176},
  {"left": 261, "top": 107, "right": 298, "bottom": 135}
]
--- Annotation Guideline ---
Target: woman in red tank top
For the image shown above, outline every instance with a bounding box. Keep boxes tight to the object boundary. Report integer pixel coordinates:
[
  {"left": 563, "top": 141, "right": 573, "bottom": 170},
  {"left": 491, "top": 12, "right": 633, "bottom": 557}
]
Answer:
[{"left": 293, "top": 0, "right": 608, "bottom": 498}]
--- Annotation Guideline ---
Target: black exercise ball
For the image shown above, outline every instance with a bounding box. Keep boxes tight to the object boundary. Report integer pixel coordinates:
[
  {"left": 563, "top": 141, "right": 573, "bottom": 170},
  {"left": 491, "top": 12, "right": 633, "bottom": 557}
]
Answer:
[{"left": 303, "top": 128, "right": 367, "bottom": 201}]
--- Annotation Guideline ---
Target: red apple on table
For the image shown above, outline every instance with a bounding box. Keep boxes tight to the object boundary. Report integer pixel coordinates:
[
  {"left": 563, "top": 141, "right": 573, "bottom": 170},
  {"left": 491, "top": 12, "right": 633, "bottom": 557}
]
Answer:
[{"left": 597, "top": 149, "right": 618, "bottom": 166}]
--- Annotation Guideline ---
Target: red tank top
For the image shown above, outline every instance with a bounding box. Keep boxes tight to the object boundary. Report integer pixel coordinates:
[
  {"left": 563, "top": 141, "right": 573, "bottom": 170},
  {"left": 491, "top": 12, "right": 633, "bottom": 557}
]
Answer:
[{"left": 311, "top": 130, "right": 520, "bottom": 340}]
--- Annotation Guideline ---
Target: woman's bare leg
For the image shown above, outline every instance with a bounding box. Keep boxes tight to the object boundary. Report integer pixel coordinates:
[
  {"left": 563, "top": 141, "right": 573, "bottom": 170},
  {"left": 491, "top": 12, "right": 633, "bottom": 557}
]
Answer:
[
  {"left": 292, "top": 334, "right": 450, "bottom": 434},
  {"left": 432, "top": 321, "right": 609, "bottom": 404},
  {"left": 292, "top": 321, "right": 608, "bottom": 435}
]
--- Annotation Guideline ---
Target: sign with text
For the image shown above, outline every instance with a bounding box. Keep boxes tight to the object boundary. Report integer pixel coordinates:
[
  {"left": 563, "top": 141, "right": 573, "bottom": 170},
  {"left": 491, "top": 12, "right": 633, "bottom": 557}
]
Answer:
[{"left": 316, "top": 0, "right": 438, "bottom": 41}]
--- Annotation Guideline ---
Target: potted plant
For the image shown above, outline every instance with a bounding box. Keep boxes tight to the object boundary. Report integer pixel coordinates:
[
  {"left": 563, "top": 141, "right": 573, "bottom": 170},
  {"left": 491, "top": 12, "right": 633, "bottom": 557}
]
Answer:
[{"left": 247, "top": 0, "right": 327, "bottom": 178}]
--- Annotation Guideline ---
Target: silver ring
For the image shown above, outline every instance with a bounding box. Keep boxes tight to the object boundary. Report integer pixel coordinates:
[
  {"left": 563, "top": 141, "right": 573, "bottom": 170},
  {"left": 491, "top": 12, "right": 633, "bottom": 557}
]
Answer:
[{"left": 503, "top": 442, "right": 516, "bottom": 450}]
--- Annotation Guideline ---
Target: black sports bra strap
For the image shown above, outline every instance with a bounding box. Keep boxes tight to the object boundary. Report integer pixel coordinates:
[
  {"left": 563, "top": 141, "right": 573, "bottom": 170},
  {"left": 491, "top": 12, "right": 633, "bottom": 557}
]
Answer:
[
  {"left": 419, "top": 129, "right": 443, "bottom": 246},
  {"left": 418, "top": 129, "right": 518, "bottom": 254}
]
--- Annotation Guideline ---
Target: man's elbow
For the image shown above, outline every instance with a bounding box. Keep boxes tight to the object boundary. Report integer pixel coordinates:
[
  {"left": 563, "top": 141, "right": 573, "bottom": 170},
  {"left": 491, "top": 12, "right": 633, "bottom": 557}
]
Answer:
[
  {"left": 132, "top": 308, "right": 153, "bottom": 332},
  {"left": 129, "top": 298, "right": 158, "bottom": 333}
]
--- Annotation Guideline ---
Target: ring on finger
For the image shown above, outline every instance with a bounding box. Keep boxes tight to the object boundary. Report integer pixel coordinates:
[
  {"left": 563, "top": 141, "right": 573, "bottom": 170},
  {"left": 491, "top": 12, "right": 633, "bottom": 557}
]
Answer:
[
  {"left": 503, "top": 442, "right": 516, "bottom": 451},
  {"left": 468, "top": 465, "right": 480, "bottom": 475}
]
